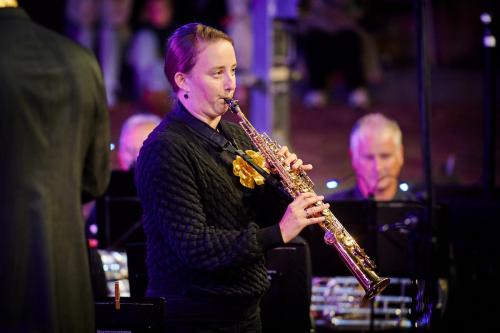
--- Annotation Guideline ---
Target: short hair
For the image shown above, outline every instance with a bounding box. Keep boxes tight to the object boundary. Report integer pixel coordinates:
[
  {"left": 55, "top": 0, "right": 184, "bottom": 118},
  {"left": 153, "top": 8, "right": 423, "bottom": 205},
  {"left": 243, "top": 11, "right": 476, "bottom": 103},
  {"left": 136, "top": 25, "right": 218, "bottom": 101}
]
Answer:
[
  {"left": 164, "top": 22, "right": 233, "bottom": 92},
  {"left": 350, "top": 113, "right": 402, "bottom": 153},
  {"left": 119, "top": 113, "right": 161, "bottom": 146}
]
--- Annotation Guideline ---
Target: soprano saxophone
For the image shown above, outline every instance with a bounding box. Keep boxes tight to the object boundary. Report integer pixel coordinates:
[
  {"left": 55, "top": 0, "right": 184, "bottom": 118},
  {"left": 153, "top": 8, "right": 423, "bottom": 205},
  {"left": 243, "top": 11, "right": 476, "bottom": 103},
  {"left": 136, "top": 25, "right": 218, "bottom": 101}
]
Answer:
[{"left": 224, "top": 98, "right": 390, "bottom": 299}]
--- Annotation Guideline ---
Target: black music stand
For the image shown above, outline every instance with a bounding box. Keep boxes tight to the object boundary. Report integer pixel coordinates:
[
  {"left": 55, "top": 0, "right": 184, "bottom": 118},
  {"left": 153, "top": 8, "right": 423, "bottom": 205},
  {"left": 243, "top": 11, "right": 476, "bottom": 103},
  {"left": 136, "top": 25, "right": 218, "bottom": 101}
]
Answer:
[
  {"left": 302, "top": 200, "right": 439, "bottom": 332},
  {"left": 260, "top": 236, "right": 313, "bottom": 333},
  {"left": 94, "top": 170, "right": 145, "bottom": 249},
  {"left": 126, "top": 243, "right": 148, "bottom": 297},
  {"left": 95, "top": 297, "right": 165, "bottom": 333},
  {"left": 302, "top": 200, "right": 426, "bottom": 278}
]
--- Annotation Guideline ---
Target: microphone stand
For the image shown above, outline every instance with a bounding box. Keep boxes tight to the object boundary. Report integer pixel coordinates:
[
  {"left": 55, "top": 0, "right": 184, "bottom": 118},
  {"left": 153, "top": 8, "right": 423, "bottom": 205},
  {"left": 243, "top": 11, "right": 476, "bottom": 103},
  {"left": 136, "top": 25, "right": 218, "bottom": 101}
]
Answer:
[
  {"left": 366, "top": 193, "right": 376, "bottom": 333},
  {"left": 414, "top": 0, "right": 435, "bottom": 331}
]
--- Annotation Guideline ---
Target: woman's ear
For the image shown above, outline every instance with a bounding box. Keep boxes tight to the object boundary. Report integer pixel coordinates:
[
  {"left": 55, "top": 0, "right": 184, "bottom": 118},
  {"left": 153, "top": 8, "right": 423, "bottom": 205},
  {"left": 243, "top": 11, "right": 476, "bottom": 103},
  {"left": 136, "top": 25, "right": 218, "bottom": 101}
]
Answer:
[{"left": 174, "top": 72, "right": 188, "bottom": 91}]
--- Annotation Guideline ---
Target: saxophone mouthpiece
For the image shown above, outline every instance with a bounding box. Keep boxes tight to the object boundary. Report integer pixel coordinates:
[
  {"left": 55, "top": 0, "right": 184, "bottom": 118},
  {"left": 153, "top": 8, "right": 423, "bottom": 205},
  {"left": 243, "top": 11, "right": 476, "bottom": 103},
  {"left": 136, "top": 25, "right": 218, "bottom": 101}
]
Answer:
[{"left": 223, "top": 98, "right": 241, "bottom": 114}]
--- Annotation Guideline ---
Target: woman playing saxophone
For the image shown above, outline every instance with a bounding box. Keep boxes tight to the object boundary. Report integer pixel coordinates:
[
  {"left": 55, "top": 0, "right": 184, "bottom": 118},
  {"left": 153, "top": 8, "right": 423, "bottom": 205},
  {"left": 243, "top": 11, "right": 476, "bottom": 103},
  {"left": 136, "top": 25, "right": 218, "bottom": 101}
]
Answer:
[{"left": 135, "top": 22, "right": 328, "bottom": 333}]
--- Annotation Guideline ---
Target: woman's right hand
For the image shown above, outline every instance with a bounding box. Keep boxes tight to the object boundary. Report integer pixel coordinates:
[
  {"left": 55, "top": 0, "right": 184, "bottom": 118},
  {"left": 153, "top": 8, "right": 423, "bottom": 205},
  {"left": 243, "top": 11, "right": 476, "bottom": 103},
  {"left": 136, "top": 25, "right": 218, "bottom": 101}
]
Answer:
[{"left": 279, "top": 192, "right": 329, "bottom": 243}]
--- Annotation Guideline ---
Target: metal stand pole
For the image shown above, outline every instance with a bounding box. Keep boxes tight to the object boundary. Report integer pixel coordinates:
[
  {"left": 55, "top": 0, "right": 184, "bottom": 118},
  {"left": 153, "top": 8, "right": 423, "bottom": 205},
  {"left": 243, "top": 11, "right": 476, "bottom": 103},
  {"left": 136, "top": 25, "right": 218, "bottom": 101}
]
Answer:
[
  {"left": 480, "top": 1, "right": 496, "bottom": 200},
  {"left": 413, "top": 0, "right": 435, "bottom": 330}
]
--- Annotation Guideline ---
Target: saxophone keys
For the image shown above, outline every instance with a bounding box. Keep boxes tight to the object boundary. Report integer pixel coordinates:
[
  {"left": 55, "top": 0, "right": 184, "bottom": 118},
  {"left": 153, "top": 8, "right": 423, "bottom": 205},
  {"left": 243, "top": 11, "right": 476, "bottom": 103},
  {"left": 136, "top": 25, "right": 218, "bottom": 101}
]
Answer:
[{"left": 324, "top": 231, "right": 336, "bottom": 245}]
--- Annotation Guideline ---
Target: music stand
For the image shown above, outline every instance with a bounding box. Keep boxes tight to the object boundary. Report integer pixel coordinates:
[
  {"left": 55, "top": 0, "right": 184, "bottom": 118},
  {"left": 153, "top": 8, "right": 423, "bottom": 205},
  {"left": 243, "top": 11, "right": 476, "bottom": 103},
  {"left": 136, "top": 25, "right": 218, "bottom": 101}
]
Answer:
[
  {"left": 302, "top": 200, "right": 425, "bottom": 277},
  {"left": 302, "top": 200, "right": 428, "bottom": 332},
  {"left": 95, "top": 297, "right": 165, "bottom": 333},
  {"left": 126, "top": 243, "right": 148, "bottom": 297},
  {"left": 94, "top": 170, "right": 145, "bottom": 249}
]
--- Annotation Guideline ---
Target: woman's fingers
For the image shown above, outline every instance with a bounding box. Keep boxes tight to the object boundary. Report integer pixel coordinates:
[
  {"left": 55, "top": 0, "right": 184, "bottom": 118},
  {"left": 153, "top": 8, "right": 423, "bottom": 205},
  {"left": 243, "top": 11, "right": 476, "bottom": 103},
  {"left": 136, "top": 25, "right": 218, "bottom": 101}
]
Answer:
[
  {"left": 290, "top": 158, "right": 302, "bottom": 170},
  {"left": 280, "top": 193, "right": 328, "bottom": 243},
  {"left": 277, "top": 146, "right": 314, "bottom": 172},
  {"left": 305, "top": 203, "right": 330, "bottom": 218},
  {"left": 301, "top": 194, "right": 324, "bottom": 208},
  {"left": 291, "top": 193, "right": 321, "bottom": 208},
  {"left": 306, "top": 216, "right": 327, "bottom": 224},
  {"left": 278, "top": 146, "right": 289, "bottom": 157},
  {"left": 301, "top": 163, "right": 313, "bottom": 171}
]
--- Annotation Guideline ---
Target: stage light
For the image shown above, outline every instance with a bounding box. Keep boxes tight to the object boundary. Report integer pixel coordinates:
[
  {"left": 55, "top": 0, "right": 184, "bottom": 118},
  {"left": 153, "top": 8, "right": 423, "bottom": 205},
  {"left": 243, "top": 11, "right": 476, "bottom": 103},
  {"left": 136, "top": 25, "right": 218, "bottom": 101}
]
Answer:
[
  {"left": 89, "top": 224, "right": 98, "bottom": 235},
  {"left": 110, "top": 143, "right": 115, "bottom": 151},
  {"left": 88, "top": 239, "right": 98, "bottom": 248},
  {"left": 484, "top": 35, "right": 496, "bottom": 48},
  {"left": 326, "top": 179, "right": 339, "bottom": 189},
  {"left": 480, "top": 13, "right": 492, "bottom": 24},
  {"left": 399, "top": 182, "right": 409, "bottom": 192}
]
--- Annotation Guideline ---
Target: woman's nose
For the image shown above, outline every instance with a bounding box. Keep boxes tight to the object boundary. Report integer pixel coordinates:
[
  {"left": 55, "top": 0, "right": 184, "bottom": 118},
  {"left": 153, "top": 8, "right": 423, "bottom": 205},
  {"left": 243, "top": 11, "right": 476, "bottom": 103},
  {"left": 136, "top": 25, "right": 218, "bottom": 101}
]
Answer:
[{"left": 224, "top": 73, "right": 236, "bottom": 91}]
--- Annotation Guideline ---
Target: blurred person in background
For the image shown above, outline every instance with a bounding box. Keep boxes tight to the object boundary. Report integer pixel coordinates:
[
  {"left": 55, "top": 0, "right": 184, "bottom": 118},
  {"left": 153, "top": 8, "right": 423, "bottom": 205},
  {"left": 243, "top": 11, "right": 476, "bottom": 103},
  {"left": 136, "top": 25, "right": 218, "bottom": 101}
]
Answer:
[
  {"left": 65, "top": 0, "right": 99, "bottom": 51},
  {"left": 84, "top": 112, "right": 160, "bottom": 230},
  {"left": 225, "top": 0, "right": 253, "bottom": 105},
  {"left": 0, "top": 1, "right": 110, "bottom": 331},
  {"left": 324, "top": 113, "right": 450, "bottom": 329},
  {"left": 83, "top": 112, "right": 160, "bottom": 295},
  {"left": 84, "top": 112, "right": 161, "bottom": 297},
  {"left": 128, "top": 0, "right": 177, "bottom": 113},
  {"left": 118, "top": 113, "right": 162, "bottom": 170},
  {"left": 99, "top": 0, "right": 134, "bottom": 106},
  {"left": 299, "top": 0, "right": 381, "bottom": 110},
  {"left": 327, "top": 113, "right": 413, "bottom": 201}
]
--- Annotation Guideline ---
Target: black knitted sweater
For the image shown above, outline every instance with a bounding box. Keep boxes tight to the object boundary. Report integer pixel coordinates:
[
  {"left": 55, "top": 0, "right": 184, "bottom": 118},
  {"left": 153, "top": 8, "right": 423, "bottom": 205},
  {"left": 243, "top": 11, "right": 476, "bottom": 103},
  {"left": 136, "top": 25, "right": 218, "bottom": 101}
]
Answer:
[{"left": 135, "top": 102, "right": 288, "bottom": 306}]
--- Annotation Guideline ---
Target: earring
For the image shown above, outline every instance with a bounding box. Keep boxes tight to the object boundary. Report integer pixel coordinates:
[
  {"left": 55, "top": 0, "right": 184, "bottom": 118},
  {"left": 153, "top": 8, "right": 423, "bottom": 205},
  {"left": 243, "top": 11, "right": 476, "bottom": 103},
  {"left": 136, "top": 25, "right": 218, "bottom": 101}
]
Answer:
[{"left": 184, "top": 92, "right": 189, "bottom": 99}]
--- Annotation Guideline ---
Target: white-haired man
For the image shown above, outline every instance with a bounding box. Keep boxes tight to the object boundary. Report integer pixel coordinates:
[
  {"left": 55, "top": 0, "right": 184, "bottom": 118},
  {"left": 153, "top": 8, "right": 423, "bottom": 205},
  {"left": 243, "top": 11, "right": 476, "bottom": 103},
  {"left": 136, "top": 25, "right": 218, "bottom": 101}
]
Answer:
[
  {"left": 118, "top": 113, "right": 162, "bottom": 170},
  {"left": 328, "top": 113, "right": 415, "bottom": 201}
]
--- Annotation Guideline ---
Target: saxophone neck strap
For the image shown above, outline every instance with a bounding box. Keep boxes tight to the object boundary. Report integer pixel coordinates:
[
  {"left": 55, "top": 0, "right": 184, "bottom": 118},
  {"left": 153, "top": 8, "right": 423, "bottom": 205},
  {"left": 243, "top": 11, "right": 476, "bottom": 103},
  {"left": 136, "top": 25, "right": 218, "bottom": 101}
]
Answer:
[
  {"left": 173, "top": 101, "right": 238, "bottom": 152},
  {"left": 174, "top": 101, "right": 281, "bottom": 188}
]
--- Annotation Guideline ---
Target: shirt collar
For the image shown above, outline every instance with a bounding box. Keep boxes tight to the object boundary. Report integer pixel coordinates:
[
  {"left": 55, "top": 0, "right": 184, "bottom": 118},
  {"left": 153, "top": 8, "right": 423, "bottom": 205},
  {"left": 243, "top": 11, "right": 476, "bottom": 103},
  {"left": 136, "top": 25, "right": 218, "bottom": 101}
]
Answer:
[{"left": 0, "top": 6, "right": 29, "bottom": 20}]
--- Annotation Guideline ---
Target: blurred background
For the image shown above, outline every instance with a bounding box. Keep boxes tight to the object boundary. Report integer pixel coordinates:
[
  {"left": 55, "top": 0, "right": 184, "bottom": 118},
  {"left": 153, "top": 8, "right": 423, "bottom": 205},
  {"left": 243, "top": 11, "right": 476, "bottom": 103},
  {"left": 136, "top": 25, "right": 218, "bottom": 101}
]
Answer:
[
  {"left": 16, "top": 1, "right": 499, "bottom": 331},
  {"left": 18, "top": 0, "right": 499, "bottom": 196}
]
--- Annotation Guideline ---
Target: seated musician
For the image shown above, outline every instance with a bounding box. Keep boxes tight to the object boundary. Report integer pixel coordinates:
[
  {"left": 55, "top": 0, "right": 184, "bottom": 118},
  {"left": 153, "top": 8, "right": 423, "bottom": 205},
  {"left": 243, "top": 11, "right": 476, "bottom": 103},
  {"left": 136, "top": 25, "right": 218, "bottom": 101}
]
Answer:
[
  {"left": 327, "top": 112, "right": 417, "bottom": 201},
  {"left": 118, "top": 113, "right": 162, "bottom": 171},
  {"left": 323, "top": 113, "right": 451, "bottom": 331}
]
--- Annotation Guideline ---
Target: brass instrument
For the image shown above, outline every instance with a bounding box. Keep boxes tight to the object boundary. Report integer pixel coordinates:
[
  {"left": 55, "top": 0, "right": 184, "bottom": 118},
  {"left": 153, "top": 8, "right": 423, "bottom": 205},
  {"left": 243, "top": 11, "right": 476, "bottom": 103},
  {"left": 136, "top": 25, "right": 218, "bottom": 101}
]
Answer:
[{"left": 224, "top": 98, "right": 390, "bottom": 300}]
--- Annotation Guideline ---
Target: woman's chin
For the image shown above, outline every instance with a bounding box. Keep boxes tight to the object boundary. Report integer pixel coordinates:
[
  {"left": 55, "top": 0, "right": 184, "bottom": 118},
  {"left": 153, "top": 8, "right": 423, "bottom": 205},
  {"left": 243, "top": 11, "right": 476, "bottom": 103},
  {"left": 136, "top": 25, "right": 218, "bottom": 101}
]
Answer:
[{"left": 217, "top": 101, "right": 229, "bottom": 114}]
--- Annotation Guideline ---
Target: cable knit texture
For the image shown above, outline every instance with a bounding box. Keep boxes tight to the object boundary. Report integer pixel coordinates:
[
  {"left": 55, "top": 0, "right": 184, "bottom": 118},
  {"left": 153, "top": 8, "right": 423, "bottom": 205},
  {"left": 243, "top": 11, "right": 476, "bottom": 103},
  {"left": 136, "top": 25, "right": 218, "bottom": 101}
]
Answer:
[{"left": 135, "top": 103, "right": 287, "bottom": 302}]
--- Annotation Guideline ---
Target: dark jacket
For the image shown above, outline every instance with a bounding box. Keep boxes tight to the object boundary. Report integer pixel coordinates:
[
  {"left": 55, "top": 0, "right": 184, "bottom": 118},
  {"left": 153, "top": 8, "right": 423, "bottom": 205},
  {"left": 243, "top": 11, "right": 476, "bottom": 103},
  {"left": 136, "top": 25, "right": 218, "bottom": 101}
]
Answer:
[
  {"left": 135, "top": 102, "right": 287, "bottom": 319},
  {"left": 0, "top": 8, "right": 110, "bottom": 333}
]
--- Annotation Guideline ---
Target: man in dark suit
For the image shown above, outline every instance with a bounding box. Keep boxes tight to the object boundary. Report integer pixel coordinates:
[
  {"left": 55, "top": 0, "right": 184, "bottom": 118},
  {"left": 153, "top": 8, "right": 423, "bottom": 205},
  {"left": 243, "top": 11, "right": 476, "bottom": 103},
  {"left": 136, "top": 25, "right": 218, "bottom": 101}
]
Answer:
[{"left": 0, "top": 1, "right": 110, "bottom": 332}]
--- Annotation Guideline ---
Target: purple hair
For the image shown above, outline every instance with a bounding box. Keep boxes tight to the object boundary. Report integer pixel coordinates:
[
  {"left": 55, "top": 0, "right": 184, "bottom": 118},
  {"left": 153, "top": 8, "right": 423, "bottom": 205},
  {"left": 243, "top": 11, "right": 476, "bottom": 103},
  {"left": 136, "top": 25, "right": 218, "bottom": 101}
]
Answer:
[{"left": 164, "top": 23, "right": 233, "bottom": 93}]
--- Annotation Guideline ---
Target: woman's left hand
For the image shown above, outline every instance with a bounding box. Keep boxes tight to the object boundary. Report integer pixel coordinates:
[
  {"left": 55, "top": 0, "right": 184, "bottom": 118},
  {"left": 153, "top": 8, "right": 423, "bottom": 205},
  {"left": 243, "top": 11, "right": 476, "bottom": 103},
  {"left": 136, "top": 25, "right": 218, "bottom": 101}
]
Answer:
[{"left": 277, "top": 146, "right": 313, "bottom": 172}]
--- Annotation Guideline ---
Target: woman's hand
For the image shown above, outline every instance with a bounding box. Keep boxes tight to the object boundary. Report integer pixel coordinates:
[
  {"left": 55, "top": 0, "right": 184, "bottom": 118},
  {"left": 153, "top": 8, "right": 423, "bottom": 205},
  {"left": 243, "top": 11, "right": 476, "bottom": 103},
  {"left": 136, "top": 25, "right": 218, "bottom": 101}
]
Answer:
[
  {"left": 279, "top": 192, "right": 329, "bottom": 243},
  {"left": 265, "top": 146, "right": 313, "bottom": 173},
  {"left": 278, "top": 146, "right": 313, "bottom": 172}
]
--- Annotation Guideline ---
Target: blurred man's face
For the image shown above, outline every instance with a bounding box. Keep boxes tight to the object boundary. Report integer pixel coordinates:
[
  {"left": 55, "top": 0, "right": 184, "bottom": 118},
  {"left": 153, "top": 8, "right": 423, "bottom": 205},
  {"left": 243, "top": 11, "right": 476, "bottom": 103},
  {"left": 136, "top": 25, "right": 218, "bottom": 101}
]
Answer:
[
  {"left": 118, "top": 122, "right": 157, "bottom": 170},
  {"left": 351, "top": 130, "right": 403, "bottom": 200}
]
